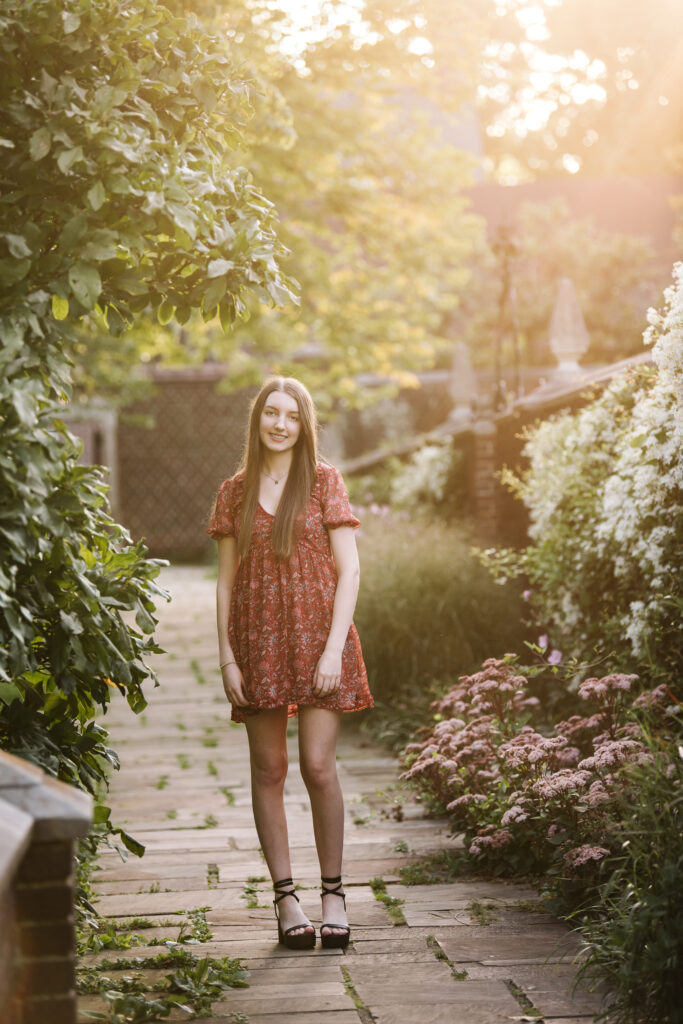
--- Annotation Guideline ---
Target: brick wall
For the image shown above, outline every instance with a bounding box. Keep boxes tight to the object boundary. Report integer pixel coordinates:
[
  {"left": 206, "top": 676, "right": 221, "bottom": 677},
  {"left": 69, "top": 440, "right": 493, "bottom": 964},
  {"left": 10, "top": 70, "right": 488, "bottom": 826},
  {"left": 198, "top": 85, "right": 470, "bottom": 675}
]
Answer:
[{"left": 0, "top": 753, "right": 92, "bottom": 1024}]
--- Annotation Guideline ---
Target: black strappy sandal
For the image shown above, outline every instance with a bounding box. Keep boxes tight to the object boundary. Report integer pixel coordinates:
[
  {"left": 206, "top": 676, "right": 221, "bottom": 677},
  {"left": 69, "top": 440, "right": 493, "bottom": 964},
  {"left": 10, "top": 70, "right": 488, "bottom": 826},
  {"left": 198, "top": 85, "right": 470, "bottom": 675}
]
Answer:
[
  {"left": 272, "top": 877, "right": 316, "bottom": 950},
  {"left": 320, "top": 875, "right": 351, "bottom": 949}
]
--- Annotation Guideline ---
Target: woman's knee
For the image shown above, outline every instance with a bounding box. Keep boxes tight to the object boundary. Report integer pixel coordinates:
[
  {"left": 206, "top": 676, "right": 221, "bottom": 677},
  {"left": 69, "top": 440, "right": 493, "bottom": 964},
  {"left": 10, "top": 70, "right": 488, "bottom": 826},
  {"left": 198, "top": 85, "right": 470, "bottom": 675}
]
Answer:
[
  {"left": 300, "top": 755, "right": 338, "bottom": 792},
  {"left": 251, "top": 754, "right": 288, "bottom": 790}
]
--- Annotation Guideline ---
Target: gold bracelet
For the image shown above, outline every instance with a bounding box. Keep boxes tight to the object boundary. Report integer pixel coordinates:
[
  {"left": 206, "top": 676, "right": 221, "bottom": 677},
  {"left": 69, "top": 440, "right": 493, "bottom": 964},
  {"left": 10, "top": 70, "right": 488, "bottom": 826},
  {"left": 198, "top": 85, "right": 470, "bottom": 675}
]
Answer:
[{"left": 219, "top": 660, "right": 236, "bottom": 669}]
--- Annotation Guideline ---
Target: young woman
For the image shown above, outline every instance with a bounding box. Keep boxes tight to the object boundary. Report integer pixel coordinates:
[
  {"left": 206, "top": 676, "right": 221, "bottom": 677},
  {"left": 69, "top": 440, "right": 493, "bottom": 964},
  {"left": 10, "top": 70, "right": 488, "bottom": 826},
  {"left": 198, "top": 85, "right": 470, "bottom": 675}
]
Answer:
[{"left": 207, "top": 376, "right": 373, "bottom": 951}]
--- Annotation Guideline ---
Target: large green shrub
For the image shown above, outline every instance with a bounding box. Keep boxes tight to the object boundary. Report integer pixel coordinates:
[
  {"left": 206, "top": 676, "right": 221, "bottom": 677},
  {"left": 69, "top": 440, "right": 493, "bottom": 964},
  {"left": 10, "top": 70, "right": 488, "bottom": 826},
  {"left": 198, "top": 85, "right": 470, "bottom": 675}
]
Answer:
[
  {"left": 0, "top": 0, "right": 293, "bottom": 819},
  {"left": 354, "top": 510, "right": 524, "bottom": 746},
  {"left": 487, "top": 262, "right": 683, "bottom": 688}
]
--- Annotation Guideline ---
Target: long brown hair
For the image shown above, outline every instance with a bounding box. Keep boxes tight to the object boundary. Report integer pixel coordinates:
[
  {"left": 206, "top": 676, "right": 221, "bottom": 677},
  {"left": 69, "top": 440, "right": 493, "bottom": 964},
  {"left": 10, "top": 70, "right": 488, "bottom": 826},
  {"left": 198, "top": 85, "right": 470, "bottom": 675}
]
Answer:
[{"left": 238, "top": 377, "right": 318, "bottom": 560}]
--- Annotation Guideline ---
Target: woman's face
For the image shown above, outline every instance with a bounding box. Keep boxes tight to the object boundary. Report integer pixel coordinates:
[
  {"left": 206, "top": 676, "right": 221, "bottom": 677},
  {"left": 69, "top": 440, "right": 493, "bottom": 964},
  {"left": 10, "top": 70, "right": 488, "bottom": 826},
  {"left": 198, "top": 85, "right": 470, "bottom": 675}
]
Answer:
[{"left": 259, "top": 390, "right": 301, "bottom": 455}]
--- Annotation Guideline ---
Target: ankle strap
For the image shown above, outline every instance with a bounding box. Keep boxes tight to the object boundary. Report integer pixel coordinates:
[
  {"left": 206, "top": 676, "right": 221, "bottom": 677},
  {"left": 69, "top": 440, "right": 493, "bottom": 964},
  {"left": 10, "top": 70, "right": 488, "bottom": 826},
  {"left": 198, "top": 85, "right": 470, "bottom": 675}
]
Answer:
[
  {"left": 321, "top": 875, "right": 342, "bottom": 884},
  {"left": 273, "top": 877, "right": 294, "bottom": 890}
]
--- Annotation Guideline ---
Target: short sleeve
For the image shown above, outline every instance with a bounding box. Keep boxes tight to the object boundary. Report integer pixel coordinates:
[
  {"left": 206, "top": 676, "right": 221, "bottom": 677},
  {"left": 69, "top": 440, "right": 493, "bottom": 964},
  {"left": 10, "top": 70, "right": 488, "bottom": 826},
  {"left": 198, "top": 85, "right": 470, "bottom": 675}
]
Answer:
[
  {"left": 207, "top": 477, "right": 236, "bottom": 539},
  {"left": 321, "top": 466, "right": 360, "bottom": 530}
]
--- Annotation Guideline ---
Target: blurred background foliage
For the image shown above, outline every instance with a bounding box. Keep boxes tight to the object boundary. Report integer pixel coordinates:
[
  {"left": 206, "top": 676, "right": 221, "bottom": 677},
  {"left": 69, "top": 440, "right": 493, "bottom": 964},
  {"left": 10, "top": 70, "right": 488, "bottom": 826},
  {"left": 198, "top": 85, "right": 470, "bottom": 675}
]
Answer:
[{"left": 66, "top": 0, "right": 680, "bottom": 408}]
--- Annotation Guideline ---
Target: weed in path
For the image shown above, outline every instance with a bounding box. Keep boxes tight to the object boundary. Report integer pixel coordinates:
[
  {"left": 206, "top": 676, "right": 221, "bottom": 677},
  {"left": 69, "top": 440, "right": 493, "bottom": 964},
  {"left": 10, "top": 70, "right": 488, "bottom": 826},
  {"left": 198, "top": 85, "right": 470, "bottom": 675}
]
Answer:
[
  {"left": 341, "top": 965, "right": 374, "bottom": 1021},
  {"left": 176, "top": 906, "right": 213, "bottom": 944},
  {"left": 505, "top": 978, "right": 543, "bottom": 1018},
  {"left": 202, "top": 736, "right": 219, "bottom": 747},
  {"left": 202, "top": 814, "right": 218, "bottom": 829},
  {"left": 466, "top": 899, "right": 498, "bottom": 926},
  {"left": 165, "top": 809, "right": 177, "bottom": 820},
  {"left": 190, "top": 657, "right": 208, "bottom": 685},
  {"left": 426, "top": 934, "right": 468, "bottom": 980},
  {"left": 156, "top": 775, "right": 169, "bottom": 790},
  {"left": 219, "top": 785, "right": 236, "bottom": 805},
  {"left": 78, "top": 946, "right": 248, "bottom": 1020},
  {"left": 177, "top": 753, "right": 191, "bottom": 770},
  {"left": 207, "top": 864, "right": 219, "bottom": 889},
  {"left": 241, "top": 880, "right": 268, "bottom": 909},
  {"left": 369, "top": 877, "right": 406, "bottom": 926},
  {"left": 207, "top": 760, "right": 218, "bottom": 777}
]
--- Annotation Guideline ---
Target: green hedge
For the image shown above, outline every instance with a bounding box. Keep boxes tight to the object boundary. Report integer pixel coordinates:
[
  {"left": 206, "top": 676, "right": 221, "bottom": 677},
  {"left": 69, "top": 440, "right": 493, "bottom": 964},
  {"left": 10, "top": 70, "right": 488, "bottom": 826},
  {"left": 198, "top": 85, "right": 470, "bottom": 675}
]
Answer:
[{"left": 354, "top": 510, "right": 524, "bottom": 746}]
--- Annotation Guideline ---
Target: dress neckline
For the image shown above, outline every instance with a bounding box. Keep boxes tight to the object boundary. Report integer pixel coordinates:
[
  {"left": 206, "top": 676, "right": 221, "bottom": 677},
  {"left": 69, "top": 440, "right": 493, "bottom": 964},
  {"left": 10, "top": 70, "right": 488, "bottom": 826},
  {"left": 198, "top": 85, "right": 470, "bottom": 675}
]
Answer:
[{"left": 257, "top": 501, "right": 276, "bottom": 518}]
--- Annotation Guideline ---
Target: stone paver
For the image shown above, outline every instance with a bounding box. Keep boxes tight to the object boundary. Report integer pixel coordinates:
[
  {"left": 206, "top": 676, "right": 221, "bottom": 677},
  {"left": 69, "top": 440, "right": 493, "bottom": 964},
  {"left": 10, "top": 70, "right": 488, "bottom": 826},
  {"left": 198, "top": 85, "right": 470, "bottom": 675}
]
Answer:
[{"left": 79, "top": 566, "right": 605, "bottom": 1022}]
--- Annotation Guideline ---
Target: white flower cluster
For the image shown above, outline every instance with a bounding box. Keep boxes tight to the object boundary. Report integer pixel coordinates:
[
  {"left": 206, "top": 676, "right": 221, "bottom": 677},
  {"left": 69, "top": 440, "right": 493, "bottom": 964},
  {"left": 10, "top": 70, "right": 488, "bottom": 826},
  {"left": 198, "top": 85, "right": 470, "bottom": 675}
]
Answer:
[
  {"left": 390, "top": 442, "right": 453, "bottom": 508},
  {"left": 520, "top": 262, "right": 683, "bottom": 660}
]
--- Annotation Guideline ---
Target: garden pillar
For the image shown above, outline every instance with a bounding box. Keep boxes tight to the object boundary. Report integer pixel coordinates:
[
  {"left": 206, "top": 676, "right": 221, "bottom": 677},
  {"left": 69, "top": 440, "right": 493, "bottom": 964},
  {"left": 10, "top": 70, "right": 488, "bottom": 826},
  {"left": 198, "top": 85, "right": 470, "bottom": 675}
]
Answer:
[
  {"left": 471, "top": 415, "right": 499, "bottom": 542},
  {"left": 0, "top": 752, "right": 92, "bottom": 1024}
]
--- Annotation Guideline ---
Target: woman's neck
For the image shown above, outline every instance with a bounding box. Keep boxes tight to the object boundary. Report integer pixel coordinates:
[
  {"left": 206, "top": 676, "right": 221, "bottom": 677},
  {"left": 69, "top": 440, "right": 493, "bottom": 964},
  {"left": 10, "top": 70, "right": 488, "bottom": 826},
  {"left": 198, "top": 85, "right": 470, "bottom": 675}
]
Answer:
[{"left": 262, "top": 450, "right": 293, "bottom": 477}]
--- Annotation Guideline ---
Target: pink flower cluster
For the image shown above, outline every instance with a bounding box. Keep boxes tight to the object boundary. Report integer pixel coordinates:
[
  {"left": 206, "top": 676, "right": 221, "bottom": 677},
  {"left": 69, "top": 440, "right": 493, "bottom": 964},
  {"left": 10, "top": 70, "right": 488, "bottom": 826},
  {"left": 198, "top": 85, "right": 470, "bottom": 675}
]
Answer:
[{"left": 401, "top": 660, "right": 673, "bottom": 878}]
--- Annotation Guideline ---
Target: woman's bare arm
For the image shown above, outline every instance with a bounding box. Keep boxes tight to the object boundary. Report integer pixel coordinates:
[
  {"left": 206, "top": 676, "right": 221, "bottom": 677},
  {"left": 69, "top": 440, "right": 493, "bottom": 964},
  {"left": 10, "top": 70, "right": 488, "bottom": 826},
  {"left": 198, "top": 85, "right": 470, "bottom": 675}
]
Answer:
[
  {"left": 216, "top": 536, "right": 249, "bottom": 706},
  {"left": 313, "top": 526, "right": 361, "bottom": 697}
]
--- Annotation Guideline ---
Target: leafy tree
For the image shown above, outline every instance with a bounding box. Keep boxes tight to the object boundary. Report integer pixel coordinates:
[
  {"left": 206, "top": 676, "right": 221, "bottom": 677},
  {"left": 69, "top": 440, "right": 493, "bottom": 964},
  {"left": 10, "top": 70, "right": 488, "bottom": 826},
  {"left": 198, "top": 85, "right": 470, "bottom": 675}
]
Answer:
[
  {"left": 64, "top": 0, "right": 486, "bottom": 407},
  {"left": 480, "top": 0, "right": 683, "bottom": 178},
  {"left": 0, "top": 0, "right": 293, "bottom": 813}
]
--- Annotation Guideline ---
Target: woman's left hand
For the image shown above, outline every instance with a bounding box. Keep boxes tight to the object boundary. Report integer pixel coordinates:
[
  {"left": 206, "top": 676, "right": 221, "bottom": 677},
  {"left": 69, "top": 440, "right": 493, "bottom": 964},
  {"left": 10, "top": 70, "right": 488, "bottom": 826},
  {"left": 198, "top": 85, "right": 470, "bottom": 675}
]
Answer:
[{"left": 313, "top": 648, "right": 342, "bottom": 697}]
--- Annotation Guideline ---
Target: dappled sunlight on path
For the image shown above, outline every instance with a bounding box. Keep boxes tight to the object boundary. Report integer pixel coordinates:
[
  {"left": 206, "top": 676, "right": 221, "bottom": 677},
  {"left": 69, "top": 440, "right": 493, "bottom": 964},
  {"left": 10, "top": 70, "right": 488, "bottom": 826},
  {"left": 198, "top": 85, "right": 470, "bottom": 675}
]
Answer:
[{"left": 79, "top": 566, "right": 604, "bottom": 1023}]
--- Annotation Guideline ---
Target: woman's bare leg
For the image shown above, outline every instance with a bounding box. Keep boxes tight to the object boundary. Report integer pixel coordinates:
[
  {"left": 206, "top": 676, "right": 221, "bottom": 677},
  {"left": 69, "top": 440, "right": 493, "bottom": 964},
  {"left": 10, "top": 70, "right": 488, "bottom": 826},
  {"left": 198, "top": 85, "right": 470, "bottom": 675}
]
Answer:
[
  {"left": 298, "top": 707, "right": 348, "bottom": 936},
  {"left": 245, "top": 706, "right": 313, "bottom": 937}
]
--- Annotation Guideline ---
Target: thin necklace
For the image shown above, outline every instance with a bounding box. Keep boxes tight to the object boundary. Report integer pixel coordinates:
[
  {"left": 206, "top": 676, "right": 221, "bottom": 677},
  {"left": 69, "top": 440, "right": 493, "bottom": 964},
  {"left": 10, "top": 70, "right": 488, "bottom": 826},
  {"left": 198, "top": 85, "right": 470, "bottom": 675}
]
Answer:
[{"left": 262, "top": 469, "right": 288, "bottom": 486}]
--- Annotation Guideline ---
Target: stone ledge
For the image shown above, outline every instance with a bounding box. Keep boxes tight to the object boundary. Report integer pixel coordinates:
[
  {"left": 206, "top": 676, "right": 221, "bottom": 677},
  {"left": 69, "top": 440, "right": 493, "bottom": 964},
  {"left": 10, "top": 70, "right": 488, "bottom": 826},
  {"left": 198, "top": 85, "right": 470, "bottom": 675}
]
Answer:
[
  {"left": 0, "top": 751, "right": 92, "bottom": 842},
  {"left": 0, "top": 798, "right": 33, "bottom": 893}
]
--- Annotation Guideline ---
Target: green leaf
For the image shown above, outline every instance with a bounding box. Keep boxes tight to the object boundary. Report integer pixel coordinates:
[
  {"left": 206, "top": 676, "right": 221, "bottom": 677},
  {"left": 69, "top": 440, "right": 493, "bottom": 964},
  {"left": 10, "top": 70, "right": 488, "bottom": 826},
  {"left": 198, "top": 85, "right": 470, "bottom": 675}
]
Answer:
[
  {"left": 202, "top": 276, "right": 227, "bottom": 310},
  {"left": 207, "top": 259, "right": 235, "bottom": 278},
  {"left": 169, "top": 205, "right": 197, "bottom": 240},
  {"left": 87, "top": 181, "right": 106, "bottom": 212},
  {"left": 59, "top": 213, "right": 89, "bottom": 250},
  {"left": 93, "top": 804, "right": 111, "bottom": 825},
  {"left": 62, "top": 10, "right": 81, "bottom": 33},
  {"left": 3, "top": 233, "right": 32, "bottom": 258},
  {"left": 29, "top": 128, "right": 51, "bottom": 161},
  {"left": 157, "top": 300, "right": 175, "bottom": 326},
  {"left": 52, "top": 294, "right": 70, "bottom": 320},
  {"left": 116, "top": 829, "right": 146, "bottom": 858},
  {"left": 219, "top": 298, "right": 235, "bottom": 332},
  {"left": 57, "top": 146, "right": 84, "bottom": 174},
  {"left": 68, "top": 262, "right": 102, "bottom": 310},
  {"left": 0, "top": 257, "right": 31, "bottom": 286},
  {"left": 0, "top": 682, "right": 23, "bottom": 706}
]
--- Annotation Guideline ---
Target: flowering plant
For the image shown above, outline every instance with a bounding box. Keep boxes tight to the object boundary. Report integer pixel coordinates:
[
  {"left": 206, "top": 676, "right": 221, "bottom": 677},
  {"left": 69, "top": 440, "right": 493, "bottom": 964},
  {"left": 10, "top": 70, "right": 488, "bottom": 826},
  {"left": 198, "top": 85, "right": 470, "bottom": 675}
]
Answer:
[
  {"left": 401, "top": 657, "right": 676, "bottom": 878},
  {"left": 486, "top": 262, "right": 683, "bottom": 688}
]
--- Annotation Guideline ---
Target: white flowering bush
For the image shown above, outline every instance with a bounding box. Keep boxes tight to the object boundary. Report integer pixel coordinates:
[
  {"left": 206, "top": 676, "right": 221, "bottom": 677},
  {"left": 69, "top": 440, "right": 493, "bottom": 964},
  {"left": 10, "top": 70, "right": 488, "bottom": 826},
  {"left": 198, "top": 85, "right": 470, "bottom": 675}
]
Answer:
[
  {"left": 499, "top": 263, "right": 683, "bottom": 685},
  {"left": 390, "top": 442, "right": 463, "bottom": 514}
]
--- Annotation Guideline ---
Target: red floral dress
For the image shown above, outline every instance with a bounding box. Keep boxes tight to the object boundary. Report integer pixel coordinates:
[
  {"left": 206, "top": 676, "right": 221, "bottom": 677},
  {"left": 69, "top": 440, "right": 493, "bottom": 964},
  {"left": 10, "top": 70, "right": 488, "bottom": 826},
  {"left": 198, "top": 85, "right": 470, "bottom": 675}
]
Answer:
[{"left": 207, "top": 462, "right": 373, "bottom": 723}]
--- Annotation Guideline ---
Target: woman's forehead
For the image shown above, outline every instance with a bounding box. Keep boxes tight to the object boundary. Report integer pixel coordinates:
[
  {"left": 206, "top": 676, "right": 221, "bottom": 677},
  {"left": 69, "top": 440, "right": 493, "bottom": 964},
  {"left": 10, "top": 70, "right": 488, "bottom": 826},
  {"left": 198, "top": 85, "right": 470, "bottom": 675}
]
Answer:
[{"left": 264, "top": 391, "right": 299, "bottom": 413}]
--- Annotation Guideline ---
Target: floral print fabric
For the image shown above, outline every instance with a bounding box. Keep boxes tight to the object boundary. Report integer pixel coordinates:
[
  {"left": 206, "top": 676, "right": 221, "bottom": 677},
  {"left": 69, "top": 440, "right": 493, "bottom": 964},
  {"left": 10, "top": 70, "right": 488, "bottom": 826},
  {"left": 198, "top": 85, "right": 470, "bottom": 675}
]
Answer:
[{"left": 207, "top": 462, "right": 373, "bottom": 723}]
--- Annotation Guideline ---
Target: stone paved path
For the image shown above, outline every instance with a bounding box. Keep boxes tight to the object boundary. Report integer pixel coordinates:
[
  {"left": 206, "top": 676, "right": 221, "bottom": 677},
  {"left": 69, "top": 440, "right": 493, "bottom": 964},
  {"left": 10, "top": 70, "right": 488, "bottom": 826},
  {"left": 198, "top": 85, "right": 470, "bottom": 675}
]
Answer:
[{"left": 79, "top": 566, "right": 604, "bottom": 1023}]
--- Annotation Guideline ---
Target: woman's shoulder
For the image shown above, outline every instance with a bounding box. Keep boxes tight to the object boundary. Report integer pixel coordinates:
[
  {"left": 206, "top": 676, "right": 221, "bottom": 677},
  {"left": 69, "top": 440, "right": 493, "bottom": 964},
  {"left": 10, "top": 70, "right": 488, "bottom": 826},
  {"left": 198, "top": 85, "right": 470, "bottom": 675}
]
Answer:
[
  {"left": 217, "top": 469, "right": 245, "bottom": 497},
  {"left": 315, "top": 460, "right": 343, "bottom": 484}
]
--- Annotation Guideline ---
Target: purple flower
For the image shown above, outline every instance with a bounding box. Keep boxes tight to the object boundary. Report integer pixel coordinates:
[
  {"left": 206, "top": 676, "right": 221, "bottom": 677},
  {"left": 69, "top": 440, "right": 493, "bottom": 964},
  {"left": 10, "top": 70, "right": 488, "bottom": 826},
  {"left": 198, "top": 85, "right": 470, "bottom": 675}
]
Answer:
[
  {"left": 563, "top": 844, "right": 610, "bottom": 869},
  {"left": 538, "top": 634, "right": 549, "bottom": 650},
  {"left": 547, "top": 649, "right": 562, "bottom": 665},
  {"left": 523, "top": 589, "right": 532, "bottom": 600}
]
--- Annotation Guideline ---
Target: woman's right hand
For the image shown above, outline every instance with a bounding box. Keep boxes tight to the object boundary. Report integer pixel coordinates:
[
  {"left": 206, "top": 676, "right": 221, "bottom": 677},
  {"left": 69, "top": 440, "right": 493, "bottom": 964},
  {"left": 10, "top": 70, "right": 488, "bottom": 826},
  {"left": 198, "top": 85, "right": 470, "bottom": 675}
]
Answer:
[{"left": 221, "top": 663, "right": 249, "bottom": 706}]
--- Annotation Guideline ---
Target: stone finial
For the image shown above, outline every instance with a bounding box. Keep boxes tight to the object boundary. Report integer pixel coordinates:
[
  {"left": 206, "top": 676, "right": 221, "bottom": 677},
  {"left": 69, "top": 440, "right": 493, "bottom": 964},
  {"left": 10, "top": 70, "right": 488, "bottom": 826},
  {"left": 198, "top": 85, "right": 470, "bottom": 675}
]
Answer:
[{"left": 549, "top": 277, "right": 589, "bottom": 376}]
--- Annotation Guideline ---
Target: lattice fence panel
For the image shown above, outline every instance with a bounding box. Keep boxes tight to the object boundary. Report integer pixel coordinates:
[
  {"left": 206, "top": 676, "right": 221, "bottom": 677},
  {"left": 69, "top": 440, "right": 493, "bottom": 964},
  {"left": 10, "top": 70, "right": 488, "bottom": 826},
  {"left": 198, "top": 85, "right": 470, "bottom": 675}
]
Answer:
[{"left": 118, "top": 379, "right": 253, "bottom": 558}]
